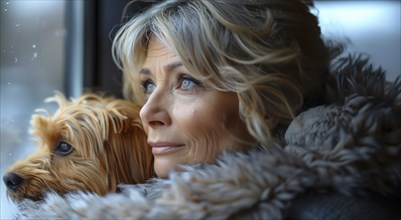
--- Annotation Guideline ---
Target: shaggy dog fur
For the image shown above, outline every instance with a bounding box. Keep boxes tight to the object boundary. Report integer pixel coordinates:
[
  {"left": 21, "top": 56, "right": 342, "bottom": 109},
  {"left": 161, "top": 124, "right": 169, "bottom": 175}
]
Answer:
[{"left": 3, "top": 92, "right": 154, "bottom": 202}]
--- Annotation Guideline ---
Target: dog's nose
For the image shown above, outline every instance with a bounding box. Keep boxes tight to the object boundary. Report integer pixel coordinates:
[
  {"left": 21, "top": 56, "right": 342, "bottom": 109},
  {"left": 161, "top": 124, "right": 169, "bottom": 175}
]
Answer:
[{"left": 3, "top": 172, "right": 24, "bottom": 192}]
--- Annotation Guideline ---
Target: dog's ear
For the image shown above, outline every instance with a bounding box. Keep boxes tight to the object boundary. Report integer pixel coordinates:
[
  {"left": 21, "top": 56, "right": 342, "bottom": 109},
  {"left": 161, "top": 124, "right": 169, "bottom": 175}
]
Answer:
[
  {"left": 102, "top": 99, "right": 154, "bottom": 190},
  {"left": 31, "top": 115, "right": 48, "bottom": 132},
  {"left": 29, "top": 91, "right": 68, "bottom": 147},
  {"left": 30, "top": 115, "right": 61, "bottom": 148}
]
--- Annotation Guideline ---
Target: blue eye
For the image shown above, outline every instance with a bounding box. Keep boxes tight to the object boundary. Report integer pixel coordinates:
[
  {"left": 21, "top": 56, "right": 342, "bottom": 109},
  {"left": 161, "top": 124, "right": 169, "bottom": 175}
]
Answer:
[
  {"left": 178, "top": 76, "right": 201, "bottom": 90},
  {"left": 142, "top": 80, "right": 156, "bottom": 94},
  {"left": 181, "top": 78, "right": 197, "bottom": 89}
]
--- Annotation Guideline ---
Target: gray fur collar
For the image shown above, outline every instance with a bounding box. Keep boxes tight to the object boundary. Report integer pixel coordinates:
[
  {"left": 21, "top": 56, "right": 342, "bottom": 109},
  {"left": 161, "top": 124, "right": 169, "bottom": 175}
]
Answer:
[{"left": 16, "top": 56, "right": 401, "bottom": 219}]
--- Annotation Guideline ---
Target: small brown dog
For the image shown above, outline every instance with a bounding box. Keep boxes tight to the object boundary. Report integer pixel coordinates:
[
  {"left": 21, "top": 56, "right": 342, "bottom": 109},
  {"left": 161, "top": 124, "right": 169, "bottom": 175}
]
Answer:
[{"left": 3, "top": 92, "right": 154, "bottom": 202}]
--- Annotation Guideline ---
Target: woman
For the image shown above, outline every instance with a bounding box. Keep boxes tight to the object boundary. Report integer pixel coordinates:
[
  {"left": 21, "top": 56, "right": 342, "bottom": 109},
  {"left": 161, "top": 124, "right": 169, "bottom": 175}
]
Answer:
[
  {"left": 17, "top": 0, "right": 401, "bottom": 219},
  {"left": 113, "top": 0, "right": 332, "bottom": 178}
]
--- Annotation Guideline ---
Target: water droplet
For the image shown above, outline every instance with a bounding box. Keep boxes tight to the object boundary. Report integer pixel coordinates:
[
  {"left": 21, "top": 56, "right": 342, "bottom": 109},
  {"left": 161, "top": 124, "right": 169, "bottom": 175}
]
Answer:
[
  {"left": 4, "top": 8, "right": 7, "bottom": 12},
  {"left": 32, "top": 44, "right": 36, "bottom": 48},
  {"left": 6, "top": 1, "right": 10, "bottom": 4},
  {"left": 15, "top": 23, "right": 20, "bottom": 27},
  {"left": 10, "top": 45, "right": 14, "bottom": 48},
  {"left": 2, "top": 49, "right": 6, "bottom": 53},
  {"left": 32, "top": 52, "right": 38, "bottom": 60},
  {"left": 14, "top": 57, "right": 18, "bottom": 63},
  {"left": 8, "top": 82, "right": 11, "bottom": 85},
  {"left": 9, "top": 153, "right": 12, "bottom": 156}
]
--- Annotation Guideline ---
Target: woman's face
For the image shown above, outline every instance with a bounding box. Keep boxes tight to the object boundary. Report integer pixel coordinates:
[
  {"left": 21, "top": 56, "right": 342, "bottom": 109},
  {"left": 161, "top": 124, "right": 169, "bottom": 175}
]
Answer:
[{"left": 139, "top": 37, "right": 252, "bottom": 178}]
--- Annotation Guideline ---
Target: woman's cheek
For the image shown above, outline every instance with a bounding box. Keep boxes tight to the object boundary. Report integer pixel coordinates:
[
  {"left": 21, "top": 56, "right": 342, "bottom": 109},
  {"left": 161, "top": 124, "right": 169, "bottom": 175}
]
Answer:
[{"left": 183, "top": 118, "right": 227, "bottom": 164}]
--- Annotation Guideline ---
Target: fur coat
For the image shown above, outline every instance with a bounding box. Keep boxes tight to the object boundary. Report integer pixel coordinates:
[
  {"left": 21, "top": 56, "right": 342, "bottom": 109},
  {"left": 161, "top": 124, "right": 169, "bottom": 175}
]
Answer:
[{"left": 16, "top": 56, "right": 401, "bottom": 219}]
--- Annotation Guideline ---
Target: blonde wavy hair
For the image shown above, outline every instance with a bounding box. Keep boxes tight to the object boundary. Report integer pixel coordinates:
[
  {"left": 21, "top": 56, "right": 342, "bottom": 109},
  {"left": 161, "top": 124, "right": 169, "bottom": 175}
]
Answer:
[{"left": 112, "top": 0, "right": 331, "bottom": 147}]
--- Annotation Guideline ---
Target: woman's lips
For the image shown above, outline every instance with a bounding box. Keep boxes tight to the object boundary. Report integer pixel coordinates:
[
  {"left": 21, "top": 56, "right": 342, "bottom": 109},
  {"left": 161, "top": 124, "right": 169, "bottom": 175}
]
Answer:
[{"left": 149, "top": 143, "right": 184, "bottom": 155}]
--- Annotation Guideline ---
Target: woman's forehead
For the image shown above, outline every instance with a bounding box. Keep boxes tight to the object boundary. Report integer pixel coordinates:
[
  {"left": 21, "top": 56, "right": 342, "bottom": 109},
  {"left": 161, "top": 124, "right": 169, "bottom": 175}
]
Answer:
[{"left": 146, "top": 37, "right": 176, "bottom": 58}]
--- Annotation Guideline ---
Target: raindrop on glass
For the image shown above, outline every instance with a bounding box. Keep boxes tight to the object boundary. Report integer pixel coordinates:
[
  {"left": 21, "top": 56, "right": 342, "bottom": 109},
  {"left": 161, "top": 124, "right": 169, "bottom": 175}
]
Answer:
[
  {"left": 4, "top": 8, "right": 7, "bottom": 12},
  {"left": 32, "top": 44, "right": 36, "bottom": 48},
  {"left": 14, "top": 57, "right": 18, "bottom": 63},
  {"left": 8, "top": 82, "right": 11, "bottom": 85},
  {"left": 6, "top": 1, "right": 9, "bottom": 4},
  {"left": 32, "top": 52, "right": 38, "bottom": 60},
  {"left": 15, "top": 23, "right": 20, "bottom": 28}
]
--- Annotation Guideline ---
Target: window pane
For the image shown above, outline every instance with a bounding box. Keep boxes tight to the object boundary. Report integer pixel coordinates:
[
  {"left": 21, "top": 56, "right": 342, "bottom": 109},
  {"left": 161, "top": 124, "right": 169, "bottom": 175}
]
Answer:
[
  {"left": 316, "top": 0, "right": 400, "bottom": 81},
  {"left": 1, "top": 1, "right": 66, "bottom": 218}
]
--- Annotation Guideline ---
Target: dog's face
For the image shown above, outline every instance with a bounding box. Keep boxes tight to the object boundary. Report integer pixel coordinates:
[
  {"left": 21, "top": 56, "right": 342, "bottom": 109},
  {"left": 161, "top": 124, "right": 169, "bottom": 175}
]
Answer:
[{"left": 3, "top": 92, "right": 154, "bottom": 202}]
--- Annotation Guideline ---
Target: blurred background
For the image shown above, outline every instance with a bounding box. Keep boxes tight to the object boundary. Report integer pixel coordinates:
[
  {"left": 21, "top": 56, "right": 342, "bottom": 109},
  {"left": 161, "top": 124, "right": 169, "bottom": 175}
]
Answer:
[{"left": 1, "top": 0, "right": 400, "bottom": 219}]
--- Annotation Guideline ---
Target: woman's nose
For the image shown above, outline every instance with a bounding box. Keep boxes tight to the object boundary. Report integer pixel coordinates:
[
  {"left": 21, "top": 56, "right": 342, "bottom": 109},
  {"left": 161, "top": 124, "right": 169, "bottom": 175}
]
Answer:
[{"left": 140, "top": 91, "right": 171, "bottom": 128}]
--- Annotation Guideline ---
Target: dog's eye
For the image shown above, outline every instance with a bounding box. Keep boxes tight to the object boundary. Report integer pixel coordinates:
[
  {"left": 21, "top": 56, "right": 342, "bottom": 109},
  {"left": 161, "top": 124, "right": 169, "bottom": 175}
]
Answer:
[{"left": 54, "top": 141, "right": 74, "bottom": 156}]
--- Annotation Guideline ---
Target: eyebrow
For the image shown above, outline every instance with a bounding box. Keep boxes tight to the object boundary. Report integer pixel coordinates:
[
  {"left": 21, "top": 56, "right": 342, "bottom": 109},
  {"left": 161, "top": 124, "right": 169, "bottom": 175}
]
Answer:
[
  {"left": 165, "top": 61, "right": 183, "bottom": 73},
  {"left": 139, "top": 61, "right": 183, "bottom": 76},
  {"left": 139, "top": 68, "right": 150, "bottom": 75}
]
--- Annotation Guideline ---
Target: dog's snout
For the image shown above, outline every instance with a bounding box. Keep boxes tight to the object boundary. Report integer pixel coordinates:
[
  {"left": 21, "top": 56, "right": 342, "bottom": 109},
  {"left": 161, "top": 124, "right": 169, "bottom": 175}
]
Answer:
[{"left": 3, "top": 172, "right": 24, "bottom": 192}]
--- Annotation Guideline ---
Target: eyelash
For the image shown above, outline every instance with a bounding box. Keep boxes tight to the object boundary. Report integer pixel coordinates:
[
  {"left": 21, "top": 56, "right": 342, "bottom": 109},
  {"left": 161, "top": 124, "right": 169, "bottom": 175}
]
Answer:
[{"left": 176, "top": 75, "right": 202, "bottom": 90}]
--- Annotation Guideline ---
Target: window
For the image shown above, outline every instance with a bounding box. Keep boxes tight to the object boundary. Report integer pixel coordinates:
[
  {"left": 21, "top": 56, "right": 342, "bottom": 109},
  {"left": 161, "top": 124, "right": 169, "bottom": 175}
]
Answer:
[
  {"left": 1, "top": 1, "right": 67, "bottom": 217},
  {"left": 315, "top": 0, "right": 400, "bottom": 81}
]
